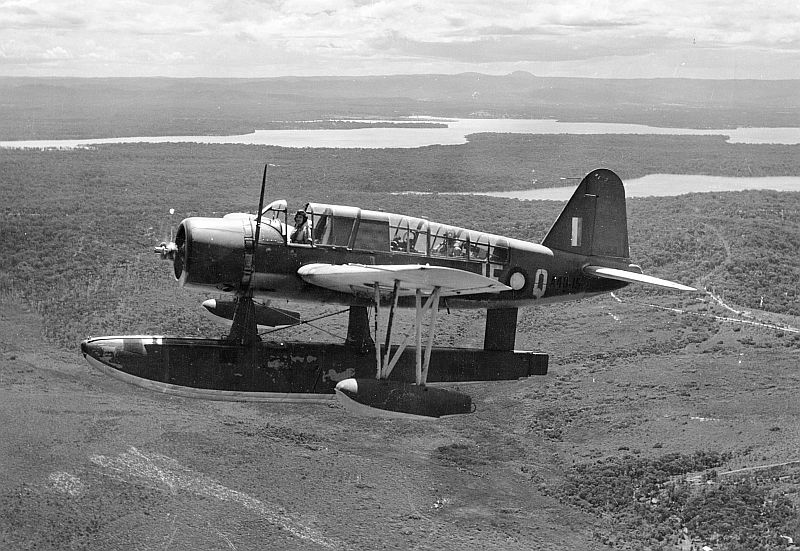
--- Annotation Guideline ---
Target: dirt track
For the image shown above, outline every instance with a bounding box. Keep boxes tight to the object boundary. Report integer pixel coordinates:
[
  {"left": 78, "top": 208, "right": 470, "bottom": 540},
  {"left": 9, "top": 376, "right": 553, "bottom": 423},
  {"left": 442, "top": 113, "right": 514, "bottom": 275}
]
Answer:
[{"left": 2, "top": 294, "right": 798, "bottom": 550}]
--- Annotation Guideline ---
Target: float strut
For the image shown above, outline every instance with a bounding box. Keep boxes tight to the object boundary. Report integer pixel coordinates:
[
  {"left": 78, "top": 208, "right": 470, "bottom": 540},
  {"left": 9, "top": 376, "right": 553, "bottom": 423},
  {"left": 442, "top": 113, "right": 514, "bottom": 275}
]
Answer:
[
  {"left": 227, "top": 294, "right": 259, "bottom": 346},
  {"left": 373, "top": 283, "right": 382, "bottom": 379},
  {"left": 382, "top": 280, "right": 401, "bottom": 377},
  {"left": 420, "top": 287, "right": 440, "bottom": 385}
]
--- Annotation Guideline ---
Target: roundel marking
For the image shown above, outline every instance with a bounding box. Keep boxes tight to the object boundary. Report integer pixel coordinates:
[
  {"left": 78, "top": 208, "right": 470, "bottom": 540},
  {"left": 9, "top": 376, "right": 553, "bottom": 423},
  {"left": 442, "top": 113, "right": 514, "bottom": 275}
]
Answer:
[{"left": 509, "top": 270, "right": 526, "bottom": 291}]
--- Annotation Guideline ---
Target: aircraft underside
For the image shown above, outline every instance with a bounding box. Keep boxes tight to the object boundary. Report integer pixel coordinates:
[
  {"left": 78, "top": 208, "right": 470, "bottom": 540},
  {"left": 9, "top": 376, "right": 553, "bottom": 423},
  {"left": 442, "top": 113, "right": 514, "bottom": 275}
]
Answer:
[{"left": 81, "top": 303, "right": 549, "bottom": 418}]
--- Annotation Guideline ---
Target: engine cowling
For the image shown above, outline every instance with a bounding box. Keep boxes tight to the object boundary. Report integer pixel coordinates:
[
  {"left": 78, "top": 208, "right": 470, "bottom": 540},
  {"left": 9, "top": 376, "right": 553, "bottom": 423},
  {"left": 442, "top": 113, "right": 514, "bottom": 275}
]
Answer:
[
  {"left": 154, "top": 215, "right": 290, "bottom": 294},
  {"left": 173, "top": 217, "right": 248, "bottom": 292}
]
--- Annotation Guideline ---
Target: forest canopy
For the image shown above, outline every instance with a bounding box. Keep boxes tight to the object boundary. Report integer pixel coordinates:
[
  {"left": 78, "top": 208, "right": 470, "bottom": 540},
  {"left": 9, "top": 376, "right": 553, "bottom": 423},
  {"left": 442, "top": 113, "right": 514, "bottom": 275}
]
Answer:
[{"left": 1, "top": 135, "right": 798, "bottom": 349}]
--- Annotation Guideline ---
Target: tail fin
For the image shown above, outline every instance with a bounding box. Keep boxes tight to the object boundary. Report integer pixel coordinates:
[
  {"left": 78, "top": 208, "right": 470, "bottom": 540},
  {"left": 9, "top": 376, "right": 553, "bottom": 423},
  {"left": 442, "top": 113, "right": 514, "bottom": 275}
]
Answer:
[{"left": 542, "top": 169, "right": 629, "bottom": 259}]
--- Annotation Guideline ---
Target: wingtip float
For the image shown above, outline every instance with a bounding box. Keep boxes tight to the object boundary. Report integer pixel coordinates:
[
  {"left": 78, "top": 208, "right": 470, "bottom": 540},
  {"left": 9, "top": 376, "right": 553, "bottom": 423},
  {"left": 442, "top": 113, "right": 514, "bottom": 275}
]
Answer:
[
  {"left": 84, "top": 167, "right": 694, "bottom": 418},
  {"left": 334, "top": 378, "right": 474, "bottom": 419}
]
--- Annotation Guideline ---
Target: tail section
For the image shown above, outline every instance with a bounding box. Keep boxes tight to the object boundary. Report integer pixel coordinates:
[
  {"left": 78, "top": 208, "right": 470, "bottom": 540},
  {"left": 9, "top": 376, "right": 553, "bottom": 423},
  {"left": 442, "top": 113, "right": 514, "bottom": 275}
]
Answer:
[
  {"left": 542, "top": 169, "right": 629, "bottom": 259},
  {"left": 545, "top": 169, "right": 697, "bottom": 292}
]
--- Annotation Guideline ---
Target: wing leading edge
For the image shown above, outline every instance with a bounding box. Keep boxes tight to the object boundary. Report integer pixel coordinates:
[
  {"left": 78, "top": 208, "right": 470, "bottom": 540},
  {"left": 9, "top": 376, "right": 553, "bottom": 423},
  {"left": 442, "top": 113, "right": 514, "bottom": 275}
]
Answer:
[
  {"left": 297, "top": 263, "right": 512, "bottom": 297},
  {"left": 584, "top": 265, "right": 696, "bottom": 291}
]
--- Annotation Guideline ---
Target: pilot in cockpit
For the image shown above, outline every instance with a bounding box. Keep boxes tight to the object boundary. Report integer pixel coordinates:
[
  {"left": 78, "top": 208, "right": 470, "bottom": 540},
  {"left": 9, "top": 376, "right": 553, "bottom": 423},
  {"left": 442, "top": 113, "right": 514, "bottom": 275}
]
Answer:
[
  {"left": 391, "top": 234, "right": 409, "bottom": 252},
  {"left": 290, "top": 210, "right": 311, "bottom": 244},
  {"left": 437, "top": 231, "right": 464, "bottom": 257}
]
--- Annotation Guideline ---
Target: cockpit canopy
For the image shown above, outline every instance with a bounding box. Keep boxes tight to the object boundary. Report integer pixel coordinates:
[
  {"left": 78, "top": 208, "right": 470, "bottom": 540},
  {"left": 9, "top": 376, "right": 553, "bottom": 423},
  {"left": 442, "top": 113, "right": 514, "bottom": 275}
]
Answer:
[{"left": 261, "top": 200, "right": 546, "bottom": 263}]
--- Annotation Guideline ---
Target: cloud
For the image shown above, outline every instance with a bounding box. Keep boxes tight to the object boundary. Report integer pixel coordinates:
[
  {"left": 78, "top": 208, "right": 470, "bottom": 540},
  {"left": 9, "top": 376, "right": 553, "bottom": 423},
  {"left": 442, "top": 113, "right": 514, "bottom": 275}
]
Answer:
[
  {"left": 0, "top": 39, "right": 72, "bottom": 63},
  {"left": 235, "top": 31, "right": 258, "bottom": 44},
  {"left": 0, "top": 0, "right": 798, "bottom": 77},
  {"left": 0, "top": 2, "right": 85, "bottom": 30},
  {"left": 365, "top": 17, "right": 688, "bottom": 65},
  {"left": 42, "top": 46, "right": 71, "bottom": 59}
]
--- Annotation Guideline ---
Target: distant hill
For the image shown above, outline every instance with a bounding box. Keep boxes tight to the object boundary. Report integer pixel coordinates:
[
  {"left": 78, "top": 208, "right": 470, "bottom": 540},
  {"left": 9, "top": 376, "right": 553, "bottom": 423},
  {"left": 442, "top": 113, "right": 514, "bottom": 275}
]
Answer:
[{"left": 1, "top": 73, "right": 799, "bottom": 140}]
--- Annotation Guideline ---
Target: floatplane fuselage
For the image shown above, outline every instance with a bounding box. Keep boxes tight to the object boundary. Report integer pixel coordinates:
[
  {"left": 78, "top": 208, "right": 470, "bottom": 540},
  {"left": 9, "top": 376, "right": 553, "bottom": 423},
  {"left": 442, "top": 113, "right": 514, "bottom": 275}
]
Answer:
[{"left": 82, "top": 168, "right": 694, "bottom": 418}]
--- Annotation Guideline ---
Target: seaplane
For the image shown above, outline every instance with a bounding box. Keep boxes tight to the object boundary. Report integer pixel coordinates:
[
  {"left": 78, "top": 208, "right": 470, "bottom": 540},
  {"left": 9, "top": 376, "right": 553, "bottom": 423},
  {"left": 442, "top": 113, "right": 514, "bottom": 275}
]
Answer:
[{"left": 81, "top": 167, "right": 695, "bottom": 418}]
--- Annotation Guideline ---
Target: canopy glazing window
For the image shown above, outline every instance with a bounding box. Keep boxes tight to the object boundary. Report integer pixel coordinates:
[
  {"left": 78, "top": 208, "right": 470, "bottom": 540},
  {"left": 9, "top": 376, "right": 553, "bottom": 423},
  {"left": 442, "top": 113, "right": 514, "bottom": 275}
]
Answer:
[
  {"left": 388, "top": 214, "right": 427, "bottom": 255},
  {"left": 308, "top": 204, "right": 358, "bottom": 247}
]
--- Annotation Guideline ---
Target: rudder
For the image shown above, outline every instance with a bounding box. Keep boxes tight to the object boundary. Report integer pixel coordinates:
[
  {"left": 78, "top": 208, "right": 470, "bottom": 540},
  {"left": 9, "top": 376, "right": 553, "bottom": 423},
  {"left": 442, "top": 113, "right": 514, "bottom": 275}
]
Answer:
[{"left": 542, "top": 169, "right": 629, "bottom": 259}]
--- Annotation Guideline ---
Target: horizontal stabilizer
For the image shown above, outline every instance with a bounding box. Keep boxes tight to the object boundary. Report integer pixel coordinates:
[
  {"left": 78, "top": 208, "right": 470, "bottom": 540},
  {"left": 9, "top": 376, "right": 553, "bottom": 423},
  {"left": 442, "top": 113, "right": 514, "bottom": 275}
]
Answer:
[
  {"left": 584, "top": 265, "right": 696, "bottom": 291},
  {"left": 298, "top": 263, "right": 511, "bottom": 297}
]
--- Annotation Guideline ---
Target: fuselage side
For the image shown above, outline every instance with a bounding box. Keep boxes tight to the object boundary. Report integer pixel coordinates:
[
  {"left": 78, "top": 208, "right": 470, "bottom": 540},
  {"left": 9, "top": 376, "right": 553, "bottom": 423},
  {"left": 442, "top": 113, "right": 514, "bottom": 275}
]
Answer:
[{"left": 173, "top": 199, "right": 630, "bottom": 309}]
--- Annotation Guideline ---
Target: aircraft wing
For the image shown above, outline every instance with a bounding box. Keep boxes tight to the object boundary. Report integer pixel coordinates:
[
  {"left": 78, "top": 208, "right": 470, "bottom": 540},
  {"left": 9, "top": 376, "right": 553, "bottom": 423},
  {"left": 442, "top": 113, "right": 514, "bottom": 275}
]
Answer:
[
  {"left": 297, "top": 263, "right": 511, "bottom": 297},
  {"left": 584, "top": 265, "right": 696, "bottom": 291}
]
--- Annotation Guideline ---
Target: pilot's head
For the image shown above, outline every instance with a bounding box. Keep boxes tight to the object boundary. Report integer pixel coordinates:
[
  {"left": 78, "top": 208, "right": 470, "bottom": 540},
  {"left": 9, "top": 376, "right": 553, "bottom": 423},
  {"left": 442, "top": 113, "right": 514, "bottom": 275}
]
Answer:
[{"left": 294, "top": 210, "right": 307, "bottom": 224}]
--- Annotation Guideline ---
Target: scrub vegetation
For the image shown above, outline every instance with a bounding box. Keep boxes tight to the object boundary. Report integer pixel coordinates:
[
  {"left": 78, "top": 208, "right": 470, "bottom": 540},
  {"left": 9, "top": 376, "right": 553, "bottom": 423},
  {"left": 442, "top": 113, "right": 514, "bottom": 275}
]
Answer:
[
  {"left": 1, "top": 117, "right": 799, "bottom": 549},
  {"left": 1, "top": 135, "right": 798, "bottom": 350},
  {"left": 557, "top": 452, "right": 800, "bottom": 550}
]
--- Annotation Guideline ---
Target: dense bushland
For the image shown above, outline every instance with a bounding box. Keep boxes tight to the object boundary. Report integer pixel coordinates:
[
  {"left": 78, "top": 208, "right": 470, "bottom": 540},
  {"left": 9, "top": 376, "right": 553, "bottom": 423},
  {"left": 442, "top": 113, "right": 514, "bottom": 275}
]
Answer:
[
  {"left": 1, "top": 135, "right": 798, "bottom": 350},
  {"left": 558, "top": 453, "right": 799, "bottom": 550},
  {"left": 1, "top": 132, "right": 798, "bottom": 549}
]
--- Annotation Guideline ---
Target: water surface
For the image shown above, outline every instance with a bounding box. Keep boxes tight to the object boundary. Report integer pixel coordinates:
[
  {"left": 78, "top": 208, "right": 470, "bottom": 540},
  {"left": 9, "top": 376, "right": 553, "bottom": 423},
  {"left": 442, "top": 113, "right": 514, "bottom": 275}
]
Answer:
[
  {"left": 472, "top": 174, "right": 800, "bottom": 201},
  {"left": 3, "top": 118, "right": 800, "bottom": 149}
]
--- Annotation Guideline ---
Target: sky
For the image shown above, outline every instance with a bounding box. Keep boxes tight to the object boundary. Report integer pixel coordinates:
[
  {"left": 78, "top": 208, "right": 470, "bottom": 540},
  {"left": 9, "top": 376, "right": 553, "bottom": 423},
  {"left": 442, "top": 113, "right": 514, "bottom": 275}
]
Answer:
[{"left": 1, "top": 0, "right": 799, "bottom": 79}]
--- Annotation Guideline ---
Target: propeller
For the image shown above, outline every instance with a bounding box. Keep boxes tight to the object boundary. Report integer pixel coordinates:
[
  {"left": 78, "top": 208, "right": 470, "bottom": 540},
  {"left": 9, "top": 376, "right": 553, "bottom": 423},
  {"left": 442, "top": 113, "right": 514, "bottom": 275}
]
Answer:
[
  {"left": 227, "top": 163, "right": 274, "bottom": 344},
  {"left": 251, "top": 165, "right": 269, "bottom": 271},
  {"left": 154, "top": 207, "right": 178, "bottom": 260}
]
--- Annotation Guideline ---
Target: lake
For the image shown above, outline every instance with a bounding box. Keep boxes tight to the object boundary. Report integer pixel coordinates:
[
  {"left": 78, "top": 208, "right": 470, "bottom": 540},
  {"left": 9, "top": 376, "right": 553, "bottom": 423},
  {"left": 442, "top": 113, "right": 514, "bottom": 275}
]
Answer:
[
  {"left": 3, "top": 117, "right": 800, "bottom": 149},
  {"left": 4, "top": 119, "right": 799, "bottom": 197},
  {"left": 463, "top": 174, "right": 800, "bottom": 201}
]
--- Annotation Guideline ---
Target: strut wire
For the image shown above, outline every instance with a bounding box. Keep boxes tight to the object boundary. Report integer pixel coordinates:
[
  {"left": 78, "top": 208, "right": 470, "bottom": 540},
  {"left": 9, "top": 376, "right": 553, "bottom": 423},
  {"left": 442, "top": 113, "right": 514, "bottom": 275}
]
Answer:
[{"left": 256, "top": 307, "right": 350, "bottom": 340}]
